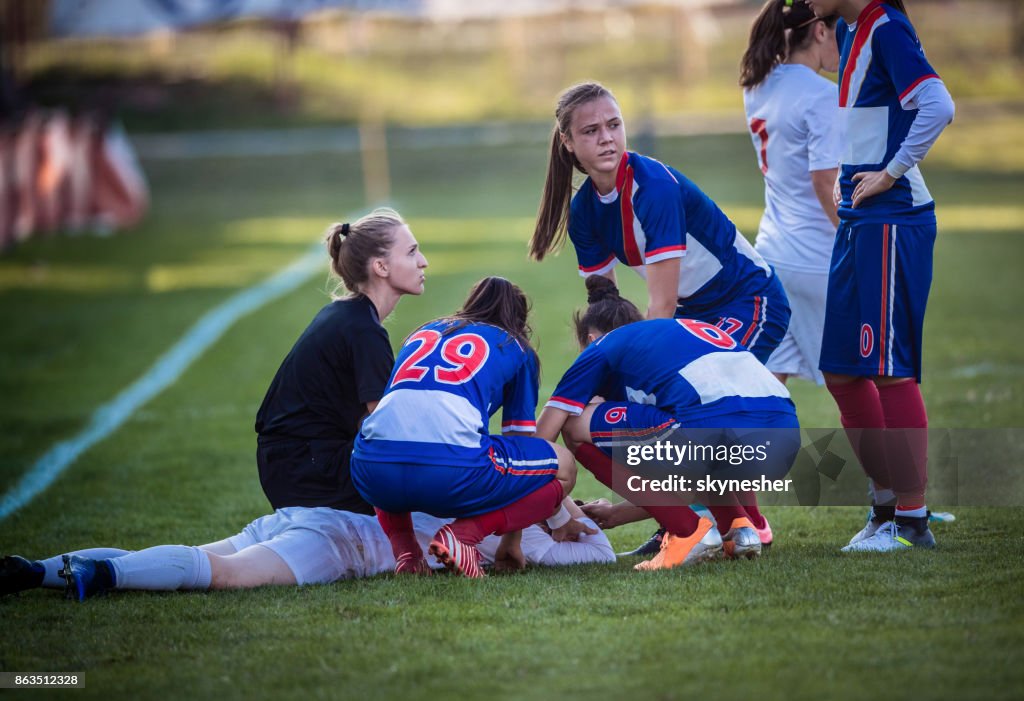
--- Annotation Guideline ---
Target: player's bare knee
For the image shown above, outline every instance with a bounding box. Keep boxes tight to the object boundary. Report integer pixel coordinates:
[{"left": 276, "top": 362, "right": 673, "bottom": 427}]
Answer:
[{"left": 206, "top": 552, "right": 237, "bottom": 589}]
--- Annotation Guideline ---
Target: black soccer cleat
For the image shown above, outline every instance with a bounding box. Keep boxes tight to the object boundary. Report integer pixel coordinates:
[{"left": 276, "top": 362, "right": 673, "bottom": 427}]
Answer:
[
  {"left": 1, "top": 555, "right": 45, "bottom": 596},
  {"left": 617, "top": 528, "right": 665, "bottom": 557},
  {"left": 58, "top": 555, "right": 114, "bottom": 602}
]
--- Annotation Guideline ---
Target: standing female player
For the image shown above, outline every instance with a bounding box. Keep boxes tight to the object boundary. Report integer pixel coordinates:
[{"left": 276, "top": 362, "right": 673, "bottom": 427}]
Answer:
[
  {"left": 530, "top": 81, "right": 791, "bottom": 365},
  {"left": 536, "top": 277, "right": 801, "bottom": 571},
  {"left": 351, "top": 277, "right": 585, "bottom": 578},
  {"left": 531, "top": 82, "right": 790, "bottom": 554},
  {"left": 741, "top": 0, "right": 841, "bottom": 386},
  {"left": 805, "top": 0, "right": 954, "bottom": 551},
  {"left": 2, "top": 208, "right": 431, "bottom": 597}
]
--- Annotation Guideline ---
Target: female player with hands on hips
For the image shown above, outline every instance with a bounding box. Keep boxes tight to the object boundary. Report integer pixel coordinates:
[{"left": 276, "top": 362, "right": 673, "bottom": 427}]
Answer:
[
  {"left": 530, "top": 81, "right": 791, "bottom": 364},
  {"left": 804, "top": 0, "right": 954, "bottom": 552},
  {"left": 351, "top": 277, "right": 587, "bottom": 579},
  {"left": 741, "top": 0, "right": 841, "bottom": 386}
]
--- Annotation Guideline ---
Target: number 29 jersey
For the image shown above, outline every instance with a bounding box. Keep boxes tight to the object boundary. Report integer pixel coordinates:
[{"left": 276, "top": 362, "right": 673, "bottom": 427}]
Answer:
[{"left": 355, "top": 320, "right": 540, "bottom": 467}]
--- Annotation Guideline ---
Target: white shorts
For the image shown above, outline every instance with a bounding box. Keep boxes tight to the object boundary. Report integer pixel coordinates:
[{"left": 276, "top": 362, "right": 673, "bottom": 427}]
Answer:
[
  {"left": 764, "top": 267, "right": 828, "bottom": 384},
  {"left": 227, "top": 507, "right": 447, "bottom": 585}
]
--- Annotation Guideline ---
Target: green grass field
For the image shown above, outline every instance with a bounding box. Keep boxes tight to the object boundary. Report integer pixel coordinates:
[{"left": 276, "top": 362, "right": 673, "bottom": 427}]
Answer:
[{"left": 1, "top": 130, "right": 1023, "bottom": 700}]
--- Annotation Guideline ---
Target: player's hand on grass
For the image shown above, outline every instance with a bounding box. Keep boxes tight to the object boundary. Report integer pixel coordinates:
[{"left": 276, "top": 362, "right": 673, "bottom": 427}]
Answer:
[
  {"left": 550, "top": 517, "right": 598, "bottom": 542},
  {"left": 493, "top": 531, "right": 526, "bottom": 573},
  {"left": 851, "top": 169, "right": 896, "bottom": 208}
]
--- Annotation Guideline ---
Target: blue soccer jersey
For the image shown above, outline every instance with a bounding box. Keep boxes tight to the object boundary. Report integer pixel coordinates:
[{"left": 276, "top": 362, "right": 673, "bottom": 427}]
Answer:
[
  {"left": 569, "top": 152, "right": 774, "bottom": 311},
  {"left": 545, "top": 319, "right": 794, "bottom": 423},
  {"left": 355, "top": 320, "right": 540, "bottom": 467},
  {"left": 836, "top": 0, "right": 941, "bottom": 224}
]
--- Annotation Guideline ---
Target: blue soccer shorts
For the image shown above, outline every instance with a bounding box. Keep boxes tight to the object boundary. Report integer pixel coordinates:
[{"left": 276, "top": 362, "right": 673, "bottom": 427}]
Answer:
[
  {"left": 589, "top": 401, "right": 800, "bottom": 483},
  {"left": 350, "top": 435, "right": 559, "bottom": 519},
  {"left": 820, "top": 221, "right": 935, "bottom": 381},
  {"left": 677, "top": 273, "right": 792, "bottom": 364}
]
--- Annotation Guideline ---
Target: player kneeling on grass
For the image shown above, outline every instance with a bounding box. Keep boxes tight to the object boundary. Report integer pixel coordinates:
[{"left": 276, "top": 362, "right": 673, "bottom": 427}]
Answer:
[
  {"left": 0, "top": 500, "right": 615, "bottom": 600},
  {"left": 535, "top": 276, "right": 801, "bottom": 571},
  {"left": 351, "top": 277, "right": 591, "bottom": 579}
]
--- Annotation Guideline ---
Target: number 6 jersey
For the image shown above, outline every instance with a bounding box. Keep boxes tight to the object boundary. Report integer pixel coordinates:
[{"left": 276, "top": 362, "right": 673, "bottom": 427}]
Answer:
[{"left": 355, "top": 320, "right": 540, "bottom": 466}]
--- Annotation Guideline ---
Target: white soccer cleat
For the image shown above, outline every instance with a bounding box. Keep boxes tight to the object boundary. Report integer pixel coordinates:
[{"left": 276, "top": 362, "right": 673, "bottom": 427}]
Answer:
[
  {"left": 846, "top": 511, "right": 888, "bottom": 548},
  {"left": 841, "top": 519, "right": 936, "bottom": 553}
]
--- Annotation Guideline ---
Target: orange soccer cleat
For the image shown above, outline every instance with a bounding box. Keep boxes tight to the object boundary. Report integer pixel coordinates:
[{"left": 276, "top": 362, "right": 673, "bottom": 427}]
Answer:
[{"left": 634, "top": 517, "right": 723, "bottom": 571}]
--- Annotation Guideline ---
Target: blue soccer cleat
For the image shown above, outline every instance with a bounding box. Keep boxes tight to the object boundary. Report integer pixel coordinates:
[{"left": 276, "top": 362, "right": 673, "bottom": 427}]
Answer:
[
  {"left": 58, "top": 555, "right": 114, "bottom": 601},
  {"left": 1, "top": 555, "right": 45, "bottom": 596},
  {"left": 617, "top": 528, "right": 664, "bottom": 557}
]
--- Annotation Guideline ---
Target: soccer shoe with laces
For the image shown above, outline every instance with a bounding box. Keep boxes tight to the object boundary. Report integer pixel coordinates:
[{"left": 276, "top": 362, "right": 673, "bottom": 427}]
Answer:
[
  {"left": 841, "top": 517, "right": 936, "bottom": 553},
  {"left": 1, "top": 555, "right": 45, "bottom": 595},
  {"left": 428, "top": 526, "right": 484, "bottom": 578},
  {"left": 394, "top": 552, "right": 432, "bottom": 575},
  {"left": 58, "top": 555, "right": 114, "bottom": 601},
  {"left": 634, "top": 517, "right": 722, "bottom": 571},
  {"left": 722, "top": 517, "right": 762, "bottom": 559},
  {"left": 616, "top": 528, "right": 664, "bottom": 557},
  {"left": 846, "top": 510, "right": 890, "bottom": 548}
]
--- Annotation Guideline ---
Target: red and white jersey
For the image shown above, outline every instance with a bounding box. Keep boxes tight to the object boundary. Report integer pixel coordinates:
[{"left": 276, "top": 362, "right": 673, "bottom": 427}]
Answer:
[{"left": 743, "top": 64, "right": 841, "bottom": 273}]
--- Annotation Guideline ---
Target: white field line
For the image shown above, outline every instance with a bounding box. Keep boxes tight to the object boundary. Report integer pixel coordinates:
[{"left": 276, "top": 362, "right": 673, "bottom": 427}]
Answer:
[{"left": 0, "top": 244, "right": 325, "bottom": 521}]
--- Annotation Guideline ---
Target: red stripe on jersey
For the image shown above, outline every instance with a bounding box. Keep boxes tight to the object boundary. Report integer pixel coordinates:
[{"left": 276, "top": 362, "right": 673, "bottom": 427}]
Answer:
[
  {"left": 741, "top": 296, "right": 762, "bottom": 347},
  {"left": 879, "top": 224, "right": 890, "bottom": 375},
  {"left": 579, "top": 254, "right": 616, "bottom": 273},
  {"left": 548, "top": 396, "right": 585, "bottom": 410},
  {"left": 614, "top": 151, "right": 630, "bottom": 192},
  {"left": 502, "top": 420, "right": 536, "bottom": 429},
  {"left": 838, "top": 2, "right": 887, "bottom": 108},
  {"left": 619, "top": 164, "right": 644, "bottom": 267},
  {"left": 899, "top": 73, "right": 940, "bottom": 102},
  {"left": 645, "top": 244, "right": 685, "bottom": 259}
]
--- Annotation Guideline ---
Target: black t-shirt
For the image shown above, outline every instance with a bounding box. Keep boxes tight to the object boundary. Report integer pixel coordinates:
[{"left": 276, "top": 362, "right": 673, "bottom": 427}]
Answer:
[{"left": 255, "top": 295, "right": 394, "bottom": 513}]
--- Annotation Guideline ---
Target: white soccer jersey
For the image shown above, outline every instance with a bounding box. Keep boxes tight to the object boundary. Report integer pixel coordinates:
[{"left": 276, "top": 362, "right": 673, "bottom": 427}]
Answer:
[{"left": 743, "top": 64, "right": 841, "bottom": 273}]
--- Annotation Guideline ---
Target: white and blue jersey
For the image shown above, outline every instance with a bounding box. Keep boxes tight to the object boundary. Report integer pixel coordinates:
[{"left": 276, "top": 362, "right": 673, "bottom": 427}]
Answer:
[
  {"left": 352, "top": 319, "right": 559, "bottom": 518},
  {"left": 569, "top": 151, "right": 775, "bottom": 311},
  {"left": 355, "top": 319, "right": 539, "bottom": 467},
  {"left": 546, "top": 318, "right": 794, "bottom": 425},
  {"left": 836, "top": 0, "right": 941, "bottom": 224}
]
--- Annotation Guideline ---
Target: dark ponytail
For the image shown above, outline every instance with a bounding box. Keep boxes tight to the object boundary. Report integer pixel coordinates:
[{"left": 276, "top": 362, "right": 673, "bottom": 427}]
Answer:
[
  {"left": 572, "top": 276, "right": 643, "bottom": 348},
  {"left": 441, "top": 276, "right": 536, "bottom": 360},
  {"left": 740, "top": 0, "right": 837, "bottom": 89},
  {"left": 531, "top": 82, "right": 616, "bottom": 261}
]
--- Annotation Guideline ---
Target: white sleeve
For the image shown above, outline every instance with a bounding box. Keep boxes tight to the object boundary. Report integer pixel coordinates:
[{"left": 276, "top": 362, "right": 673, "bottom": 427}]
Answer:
[
  {"left": 804, "top": 85, "right": 842, "bottom": 172},
  {"left": 526, "top": 519, "right": 616, "bottom": 567},
  {"left": 886, "top": 79, "right": 955, "bottom": 179}
]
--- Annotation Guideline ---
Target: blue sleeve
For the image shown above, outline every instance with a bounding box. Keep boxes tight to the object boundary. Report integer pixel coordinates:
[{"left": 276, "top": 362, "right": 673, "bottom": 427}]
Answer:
[
  {"left": 501, "top": 347, "right": 539, "bottom": 434},
  {"left": 545, "top": 344, "right": 612, "bottom": 416},
  {"left": 568, "top": 193, "right": 617, "bottom": 277},
  {"left": 634, "top": 178, "right": 686, "bottom": 265},
  {"left": 875, "top": 18, "right": 940, "bottom": 107}
]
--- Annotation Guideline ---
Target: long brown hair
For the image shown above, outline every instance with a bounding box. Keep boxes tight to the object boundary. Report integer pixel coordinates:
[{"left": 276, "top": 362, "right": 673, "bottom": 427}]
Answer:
[
  {"left": 572, "top": 276, "right": 643, "bottom": 349},
  {"left": 325, "top": 207, "right": 405, "bottom": 296},
  {"left": 530, "top": 81, "right": 617, "bottom": 261},
  {"left": 440, "top": 276, "right": 536, "bottom": 358},
  {"left": 740, "top": 0, "right": 838, "bottom": 89}
]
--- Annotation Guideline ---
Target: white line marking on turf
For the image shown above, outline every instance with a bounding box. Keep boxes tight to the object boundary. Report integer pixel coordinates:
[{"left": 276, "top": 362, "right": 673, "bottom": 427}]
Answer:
[{"left": 0, "top": 245, "right": 325, "bottom": 521}]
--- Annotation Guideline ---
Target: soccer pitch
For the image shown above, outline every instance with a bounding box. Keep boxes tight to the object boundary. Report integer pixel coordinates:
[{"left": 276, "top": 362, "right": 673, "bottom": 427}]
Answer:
[{"left": 1, "top": 132, "right": 1022, "bottom": 700}]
